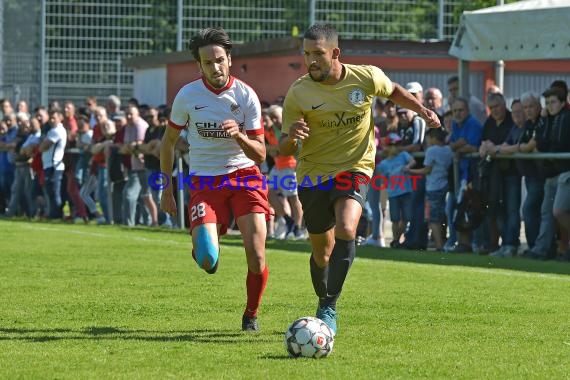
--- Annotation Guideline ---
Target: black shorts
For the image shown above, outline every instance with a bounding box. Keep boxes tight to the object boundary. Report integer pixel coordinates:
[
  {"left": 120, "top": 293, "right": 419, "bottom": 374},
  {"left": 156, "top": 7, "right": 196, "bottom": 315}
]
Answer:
[{"left": 298, "top": 172, "right": 369, "bottom": 234}]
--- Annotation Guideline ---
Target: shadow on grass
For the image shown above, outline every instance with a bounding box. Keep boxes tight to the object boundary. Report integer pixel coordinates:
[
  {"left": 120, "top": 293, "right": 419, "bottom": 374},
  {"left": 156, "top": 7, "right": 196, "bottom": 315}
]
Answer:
[
  {"left": 0, "top": 326, "right": 284, "bottom": 344},
  {"left": 221, "top": 235, "right": 570, "bottom": 277}
]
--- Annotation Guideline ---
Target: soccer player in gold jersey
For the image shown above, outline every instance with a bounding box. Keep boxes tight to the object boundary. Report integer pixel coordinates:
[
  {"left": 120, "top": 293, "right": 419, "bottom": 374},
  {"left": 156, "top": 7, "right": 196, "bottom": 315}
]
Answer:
[{"left": 279, "top": 24, "right": 440, "bottom": 335}]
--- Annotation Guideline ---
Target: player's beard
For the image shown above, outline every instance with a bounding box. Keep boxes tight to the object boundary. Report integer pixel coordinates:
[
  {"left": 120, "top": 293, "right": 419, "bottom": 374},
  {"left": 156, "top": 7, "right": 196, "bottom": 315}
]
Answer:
[
  {"left": 206, "top": 71, "right": 229, "bottom": 89},
  {"left": 308, "top": 65, "right": 330, "bottom": 82}
]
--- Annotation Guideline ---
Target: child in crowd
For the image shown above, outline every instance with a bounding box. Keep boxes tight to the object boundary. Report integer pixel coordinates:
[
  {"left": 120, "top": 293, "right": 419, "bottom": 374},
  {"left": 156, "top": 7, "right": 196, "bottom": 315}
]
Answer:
[
  {"left": 378, "top": 133, "right": 416, "bottom": 247},
  {"left": 405, "top": 128, "right": 453, "bottom": 250}
]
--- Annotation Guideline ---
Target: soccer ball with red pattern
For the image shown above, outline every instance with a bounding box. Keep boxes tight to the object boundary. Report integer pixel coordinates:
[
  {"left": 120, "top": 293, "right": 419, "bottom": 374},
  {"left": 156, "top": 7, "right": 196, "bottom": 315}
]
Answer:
[{"left": 284, "top": 316, "right": 334, "bottom": 358}]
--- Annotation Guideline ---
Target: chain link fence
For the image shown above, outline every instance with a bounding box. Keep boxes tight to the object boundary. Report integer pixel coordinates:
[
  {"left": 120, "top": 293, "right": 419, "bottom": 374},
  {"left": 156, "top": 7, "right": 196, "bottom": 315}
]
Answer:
[{"left": 1, "top": 0, "right": 508, "bottom": 109}]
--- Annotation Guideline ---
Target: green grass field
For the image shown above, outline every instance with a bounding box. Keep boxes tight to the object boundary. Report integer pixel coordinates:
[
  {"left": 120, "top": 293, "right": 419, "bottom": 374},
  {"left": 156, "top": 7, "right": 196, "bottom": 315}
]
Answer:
[{"left": 1, "top": 219, "right": 570, "bottom": 379}]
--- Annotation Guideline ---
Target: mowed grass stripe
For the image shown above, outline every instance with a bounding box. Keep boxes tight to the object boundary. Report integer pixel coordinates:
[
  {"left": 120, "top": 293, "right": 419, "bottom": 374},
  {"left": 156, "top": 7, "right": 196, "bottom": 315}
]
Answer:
[
  {"left": 1, "top": 220, "right": 569, "bottom": 379},
  {"left": 16, "top": 222, "right": 570, "bottom": 282}
]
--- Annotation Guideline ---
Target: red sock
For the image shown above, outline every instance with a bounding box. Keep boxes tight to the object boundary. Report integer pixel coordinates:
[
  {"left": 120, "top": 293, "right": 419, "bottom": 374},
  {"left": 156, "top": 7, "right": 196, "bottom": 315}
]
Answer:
[{"left": 244, "top": 266, "right": 268, "bottom": 318}]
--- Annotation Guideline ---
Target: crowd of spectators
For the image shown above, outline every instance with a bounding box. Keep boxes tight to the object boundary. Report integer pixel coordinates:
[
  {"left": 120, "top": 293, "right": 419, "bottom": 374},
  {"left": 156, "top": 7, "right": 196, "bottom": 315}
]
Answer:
[
  {"left": 1, "top": 76, "right": 569, "bottom": 262},
  {"left": 358, "top": 77, "right": 570, "bottom": 262},
  {"left": 0, "top": 95, "right": 175, "bottom": 228}
]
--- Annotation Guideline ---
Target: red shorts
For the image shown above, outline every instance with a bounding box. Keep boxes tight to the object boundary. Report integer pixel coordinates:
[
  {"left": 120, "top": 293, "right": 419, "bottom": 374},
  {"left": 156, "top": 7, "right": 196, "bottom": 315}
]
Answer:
[{"left": 187, "top": 166, "right": 271, "bottom": 235}]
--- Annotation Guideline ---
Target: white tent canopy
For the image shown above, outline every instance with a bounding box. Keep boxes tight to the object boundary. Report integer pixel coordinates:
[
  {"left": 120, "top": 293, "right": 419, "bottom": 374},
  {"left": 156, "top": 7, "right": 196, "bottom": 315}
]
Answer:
[{"left": 449, "top": 0, "right": 570, "bottom": 61}]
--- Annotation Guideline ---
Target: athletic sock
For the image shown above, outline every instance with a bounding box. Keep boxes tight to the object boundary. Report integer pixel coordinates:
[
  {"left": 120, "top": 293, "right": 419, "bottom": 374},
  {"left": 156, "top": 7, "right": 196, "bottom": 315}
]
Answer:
[
  {"left": 322, "top": 238, "right": 356, "bottom": 310},
  {"left": 310, "top": 254, "right": 328, "bottom": 303},
  {"left": 284, "top": 215, "right": 295, "bottom": 235},
  {"left": 244, "top": 266, "right": 269, "bottom": 318}
]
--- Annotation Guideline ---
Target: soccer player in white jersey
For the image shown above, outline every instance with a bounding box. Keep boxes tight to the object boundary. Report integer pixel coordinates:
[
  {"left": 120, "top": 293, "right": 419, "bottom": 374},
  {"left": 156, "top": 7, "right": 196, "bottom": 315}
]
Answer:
[{"left": 160, "top": 27, "right": 270, "bottom": 332}]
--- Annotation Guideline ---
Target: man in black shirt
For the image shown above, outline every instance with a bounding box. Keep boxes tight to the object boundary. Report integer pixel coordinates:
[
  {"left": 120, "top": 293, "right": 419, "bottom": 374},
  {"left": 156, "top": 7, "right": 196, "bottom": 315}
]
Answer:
[
  {"left": 479, "top": 92, "right": 519, "bottom": 257},
  {"left": 532, "top": 87, "right": 570, "bottom": 261}
]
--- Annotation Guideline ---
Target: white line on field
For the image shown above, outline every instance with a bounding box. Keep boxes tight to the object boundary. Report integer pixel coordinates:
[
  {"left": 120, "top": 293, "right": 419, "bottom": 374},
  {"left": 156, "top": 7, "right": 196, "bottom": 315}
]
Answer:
[
  {"left": 20, "top": 224, "right": 190, "bottom": 247},
  {"left": 15, "top": 223, "right": 570, "bottom": 282},
  {"left": 357, "top": 256, "right": 570, "bottom": 282}
]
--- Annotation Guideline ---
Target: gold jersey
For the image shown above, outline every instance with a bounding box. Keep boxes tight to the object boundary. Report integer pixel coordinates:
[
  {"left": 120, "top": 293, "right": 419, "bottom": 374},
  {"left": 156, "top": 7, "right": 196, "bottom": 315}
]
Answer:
[{"left": 282, "top": 64, "right": 393, "bottom": 184}]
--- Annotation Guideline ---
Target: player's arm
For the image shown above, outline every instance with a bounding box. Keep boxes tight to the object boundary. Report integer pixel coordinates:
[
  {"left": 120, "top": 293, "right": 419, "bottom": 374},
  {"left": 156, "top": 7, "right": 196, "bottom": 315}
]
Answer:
[
  {"left": 221, "top": 119, "right": 266, "bottom": 164},
  {"left": 160, "top": 126, "right": 182, "bottom": 216},
  {"left": 278, "top": 134, "right": 298, "bottom": 156},
  {"left": 388, "top": 82, "right": 440, "bottom": 128},
  {"left": 160, "top": 126, "right": 181, "bottom": 184},
  {"left": 279, "top": 119, "right": 308, "bottom": 156}
]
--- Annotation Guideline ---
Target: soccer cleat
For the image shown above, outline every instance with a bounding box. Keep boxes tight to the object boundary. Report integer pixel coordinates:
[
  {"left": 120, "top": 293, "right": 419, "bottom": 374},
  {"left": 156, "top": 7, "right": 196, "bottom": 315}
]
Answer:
[
  {"left": 289, "top": 226, "right": 308, "bottom": 241},
  {"left": 490, "top": 245, "right": 516, "bottom": 258},
  {"left": 205, "top": 259, "right": 218, "bottom": 274},
  {"left": 241, "top": 315, "right": 259, "bottom": 332},
  {"left": 362, "top": 235, "right": 385, "bottom": 248},
  {"left": 316, "top": 305, "right": 337, "bottom": 335},
  {"left": 274, "top": 217, "right": 288, "bottom": 240}
]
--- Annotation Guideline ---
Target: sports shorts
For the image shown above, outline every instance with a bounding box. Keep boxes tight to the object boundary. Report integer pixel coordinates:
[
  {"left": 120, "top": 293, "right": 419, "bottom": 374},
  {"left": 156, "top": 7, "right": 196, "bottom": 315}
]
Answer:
[
  {"left": 297, "top": 172, "right": 369, "bottom": 234},
  {"left": 187, "top": 165, "right": 271, "bottom": 235},
  {"left": 268, "top": 166, "right": 298, "bottom": 196}
]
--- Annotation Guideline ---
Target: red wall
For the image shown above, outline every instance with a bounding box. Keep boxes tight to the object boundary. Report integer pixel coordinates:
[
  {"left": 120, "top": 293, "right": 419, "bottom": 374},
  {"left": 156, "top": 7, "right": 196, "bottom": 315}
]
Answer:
[
  {"left": 166, "top": 55, "right": 569, "bottom": 105},
  {"left": 167, "top": 55, "right": 306, "bottom": 105}
]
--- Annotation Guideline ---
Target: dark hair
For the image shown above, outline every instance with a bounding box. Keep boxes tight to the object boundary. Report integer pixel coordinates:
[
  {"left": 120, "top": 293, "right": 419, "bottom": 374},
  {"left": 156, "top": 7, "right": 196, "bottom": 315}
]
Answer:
[
  {"left": 511, "top": 98, "right": 521, "bottom": 108},
  {"left": 158, "top": 106, "right": 171, "bottom": 120},
  {"left": 426, "top": 127, "right": 446, "bottom": 142},
  {"left": 447, "top": 75, "right": 459, "bottom": 85},
  {"left": 486, "top": 92, "right": 505, "bottom": 104},
  {"left": 304, "top": 24, "right": 338, "bottom": 45},
  {"left": 452, "top": 97, "right": 470, "bottom": 112},
  {"left": 49, "top": 109, "right": 63, "bottom": 117},
  {"left": 542, "top": 87, "right": 566, "bottom": 102},
  {"left": 189, "top": 27, "right": 232, "bottom": 62},
  {"left": 550, "top": 80, "right": 568, "bottom": 97},
  {"left": 76, "top": 114, "right": 89, "bottom": 124}
]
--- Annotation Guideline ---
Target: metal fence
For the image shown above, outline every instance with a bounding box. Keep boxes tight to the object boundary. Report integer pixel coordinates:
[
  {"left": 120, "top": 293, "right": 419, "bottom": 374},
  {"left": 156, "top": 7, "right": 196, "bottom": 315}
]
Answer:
[
  {"left": 182, "top": 0, "right": 464, "bottom": 44},
  {"left": 43, "top": 0, "right": 178, "bottom": 106},
  {"left": 1, "top": 0, "right": 512, "bottom": 109}
]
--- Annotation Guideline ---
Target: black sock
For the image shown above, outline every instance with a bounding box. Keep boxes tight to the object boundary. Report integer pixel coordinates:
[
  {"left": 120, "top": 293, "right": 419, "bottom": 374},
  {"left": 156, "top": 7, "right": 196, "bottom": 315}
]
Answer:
[
  {"left": 310, "top": 254, "right": 328, "bottom": 301},
  {"left": 284, "top": 215, "right": 295, "bottom": 234},
  {"left": 322, "top": 238, "right": 356, "bottom": 310}
]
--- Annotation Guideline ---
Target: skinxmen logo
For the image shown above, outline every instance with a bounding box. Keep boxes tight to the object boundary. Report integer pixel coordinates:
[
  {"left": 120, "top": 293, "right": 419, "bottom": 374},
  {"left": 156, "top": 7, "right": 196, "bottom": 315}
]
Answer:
[
  {"left": 320, "top": 111, "right": 365, "bottom": 129},
  {"left": 195, "top": 121, "right": 245, "bottom": 138},
  {"left": 147, "top": 171, "right": 421, "bottom": 192}
]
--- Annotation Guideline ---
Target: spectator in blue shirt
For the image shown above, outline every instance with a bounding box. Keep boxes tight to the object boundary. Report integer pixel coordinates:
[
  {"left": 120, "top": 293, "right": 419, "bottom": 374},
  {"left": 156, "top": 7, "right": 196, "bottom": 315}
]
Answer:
[
  {"left": 378, "top": 133, "right": 416, "bottom": 248},
  {"left": 446, "top": 98, "right": 482, "bottom": 253},
  {"left": 405, "top": 128, "right": 453, "bottom": 250}
]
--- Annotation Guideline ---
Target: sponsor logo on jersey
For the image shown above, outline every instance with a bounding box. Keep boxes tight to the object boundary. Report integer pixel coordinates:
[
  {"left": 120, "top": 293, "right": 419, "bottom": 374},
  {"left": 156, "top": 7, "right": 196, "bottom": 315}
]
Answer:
[
  {"left": 311, "top": 103, "right": 325, "bottom": 110},
  {"left": 195, "top": 121, "right": 244, "bottom": 138},
  {"left": 320, "top": 111, "right": 366, "bottom": 129}
]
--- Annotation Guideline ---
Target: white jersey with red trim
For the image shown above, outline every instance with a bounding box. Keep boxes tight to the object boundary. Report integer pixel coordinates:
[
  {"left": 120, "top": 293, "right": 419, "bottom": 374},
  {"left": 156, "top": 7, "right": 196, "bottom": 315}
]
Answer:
[{"left": 169, "top": 75, "right": 263, "bottom": 176}]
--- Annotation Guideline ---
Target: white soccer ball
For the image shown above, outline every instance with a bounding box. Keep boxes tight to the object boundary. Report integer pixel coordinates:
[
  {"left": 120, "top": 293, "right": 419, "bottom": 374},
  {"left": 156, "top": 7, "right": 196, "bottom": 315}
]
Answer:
[{"left": 284, "top": 316, "right": 334, "bottom": 358}]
